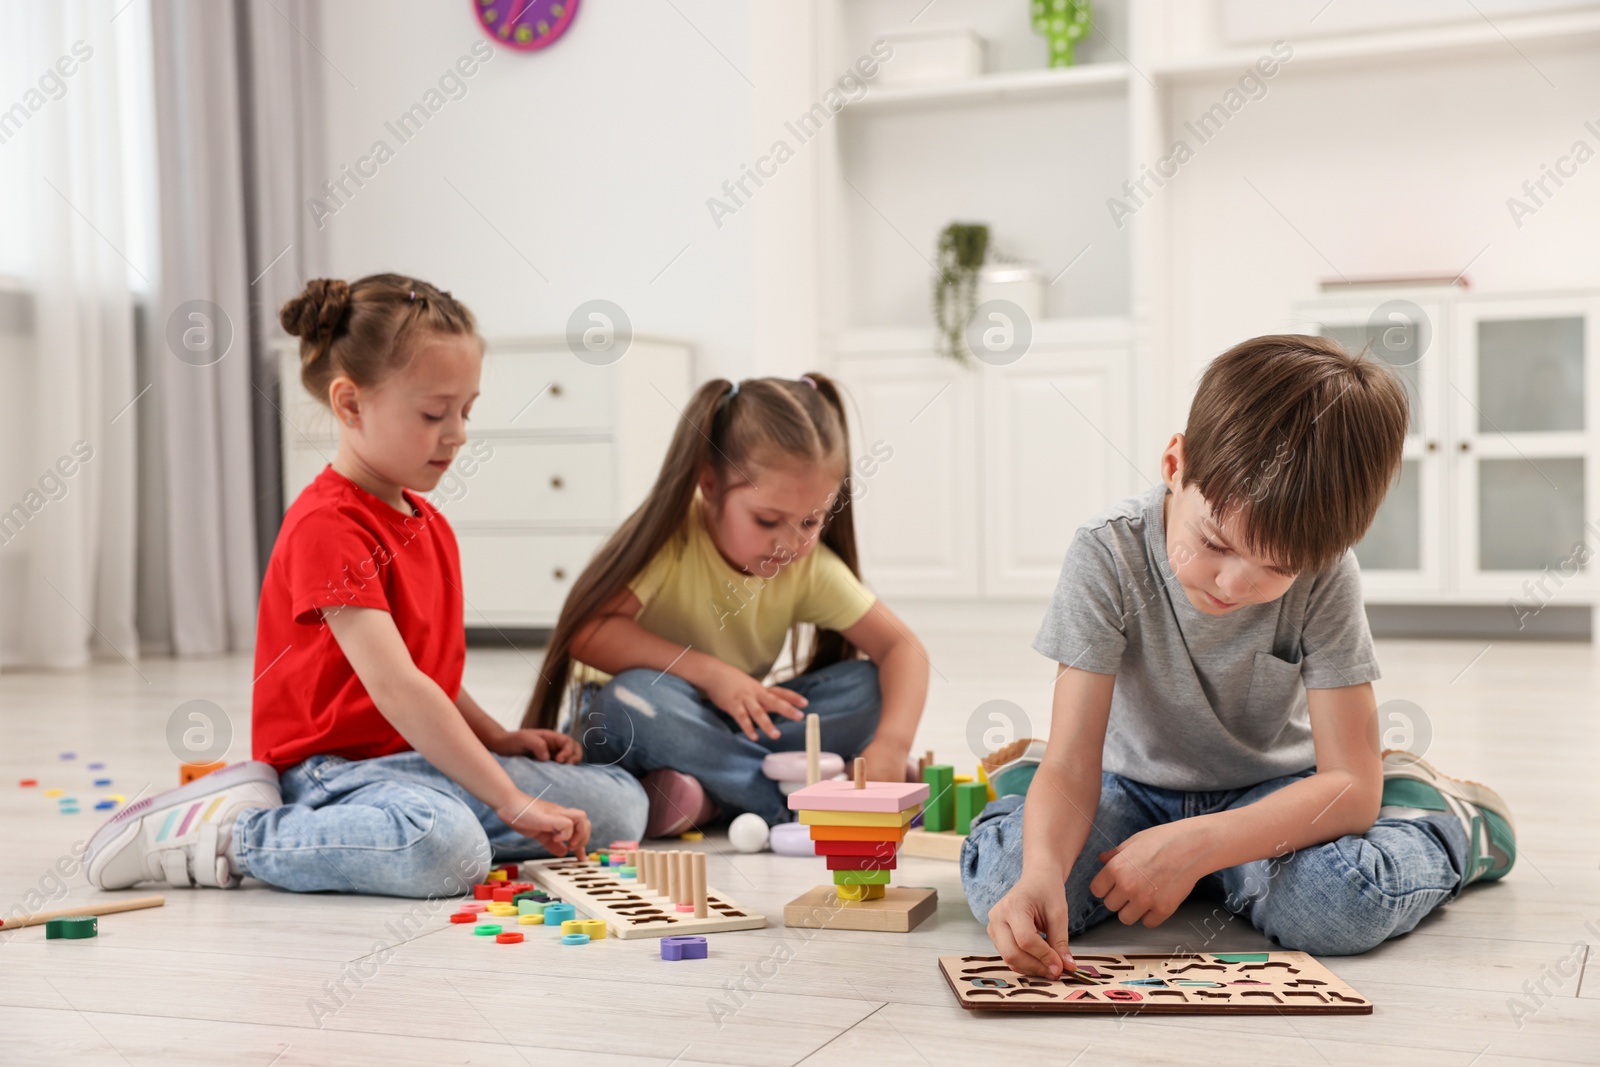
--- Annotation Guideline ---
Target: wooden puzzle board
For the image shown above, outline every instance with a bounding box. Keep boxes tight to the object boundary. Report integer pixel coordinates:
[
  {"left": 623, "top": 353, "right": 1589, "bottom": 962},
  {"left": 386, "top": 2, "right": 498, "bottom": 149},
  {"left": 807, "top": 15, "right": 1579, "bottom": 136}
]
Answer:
[
  {"left": 525, "top": 857, "right": 766, "bottom": 940},
  {"left": 939, "top": 952, "right": 1371, "bottom": 1014}
]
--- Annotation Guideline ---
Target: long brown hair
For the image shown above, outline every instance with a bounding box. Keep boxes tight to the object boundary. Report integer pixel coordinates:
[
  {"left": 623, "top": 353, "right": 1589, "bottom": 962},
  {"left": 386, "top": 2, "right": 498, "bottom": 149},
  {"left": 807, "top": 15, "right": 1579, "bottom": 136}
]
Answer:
[{"left": 521, "top": 373, "right": 863, "bottom": 730}]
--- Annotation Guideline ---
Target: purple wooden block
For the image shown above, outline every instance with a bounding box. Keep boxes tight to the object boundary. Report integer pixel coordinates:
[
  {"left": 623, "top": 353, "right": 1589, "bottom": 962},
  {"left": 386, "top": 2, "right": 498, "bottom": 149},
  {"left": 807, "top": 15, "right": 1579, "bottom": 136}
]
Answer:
[{"left": 660, "top": 935, "right": 708, "bottom": 961}]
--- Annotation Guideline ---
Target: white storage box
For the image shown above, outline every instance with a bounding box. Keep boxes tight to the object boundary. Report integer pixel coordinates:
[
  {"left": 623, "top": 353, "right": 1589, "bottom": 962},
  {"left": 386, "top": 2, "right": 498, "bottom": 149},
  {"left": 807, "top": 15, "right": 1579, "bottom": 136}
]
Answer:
[{"left": 877, "top": 28, "right": 984, "bottom": 87}]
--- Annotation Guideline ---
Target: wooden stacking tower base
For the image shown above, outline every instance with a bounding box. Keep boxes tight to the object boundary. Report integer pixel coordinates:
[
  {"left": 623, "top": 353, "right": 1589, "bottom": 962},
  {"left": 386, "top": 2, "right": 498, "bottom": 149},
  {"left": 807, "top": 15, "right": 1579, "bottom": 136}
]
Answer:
[{"left": 783, "top": 885, "right": 937, "bottom": 933}]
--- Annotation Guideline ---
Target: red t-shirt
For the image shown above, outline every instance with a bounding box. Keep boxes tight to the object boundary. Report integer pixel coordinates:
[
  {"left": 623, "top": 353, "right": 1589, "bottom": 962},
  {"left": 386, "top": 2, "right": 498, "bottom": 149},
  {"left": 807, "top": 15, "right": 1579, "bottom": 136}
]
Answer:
[{"left": 252, "top": 465, "right": 465, "bottom": 771}]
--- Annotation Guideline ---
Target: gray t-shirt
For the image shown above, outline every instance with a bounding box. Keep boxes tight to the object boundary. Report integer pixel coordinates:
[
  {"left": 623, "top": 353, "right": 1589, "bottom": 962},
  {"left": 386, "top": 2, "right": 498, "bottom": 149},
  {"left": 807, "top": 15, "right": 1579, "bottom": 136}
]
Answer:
[{"left": 1033, "top": 482, "right": 1380, "bottom": 791}]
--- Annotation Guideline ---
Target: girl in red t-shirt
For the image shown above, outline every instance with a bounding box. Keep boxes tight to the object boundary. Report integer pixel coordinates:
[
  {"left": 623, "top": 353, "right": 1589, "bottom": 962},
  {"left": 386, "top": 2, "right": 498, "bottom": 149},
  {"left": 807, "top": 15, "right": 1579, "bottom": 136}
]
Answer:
[{"left": 86, "top": 274, "right": 646, "bottom": 897}]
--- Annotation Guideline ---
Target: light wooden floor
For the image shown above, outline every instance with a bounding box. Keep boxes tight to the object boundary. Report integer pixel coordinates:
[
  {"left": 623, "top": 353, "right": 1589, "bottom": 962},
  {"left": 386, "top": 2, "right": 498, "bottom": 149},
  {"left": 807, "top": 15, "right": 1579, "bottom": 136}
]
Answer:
[{"left": 2, "top": 630, "right": 1597, "bottom": 1066}]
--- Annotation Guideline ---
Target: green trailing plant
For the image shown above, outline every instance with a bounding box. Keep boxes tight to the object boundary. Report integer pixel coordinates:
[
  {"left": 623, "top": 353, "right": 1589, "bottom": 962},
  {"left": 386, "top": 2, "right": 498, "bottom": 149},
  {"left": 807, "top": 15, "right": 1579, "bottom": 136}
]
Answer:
[{"left": 933, "top": 222, "right": 989, "bottom": 363}]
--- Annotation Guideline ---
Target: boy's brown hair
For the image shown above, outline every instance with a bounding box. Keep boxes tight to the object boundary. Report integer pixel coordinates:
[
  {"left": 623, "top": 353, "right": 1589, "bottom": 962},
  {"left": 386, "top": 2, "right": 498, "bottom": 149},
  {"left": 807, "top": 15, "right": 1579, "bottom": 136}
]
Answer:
[{"left": 1181, "top": 334, "right": 1409, "bottom": 576}]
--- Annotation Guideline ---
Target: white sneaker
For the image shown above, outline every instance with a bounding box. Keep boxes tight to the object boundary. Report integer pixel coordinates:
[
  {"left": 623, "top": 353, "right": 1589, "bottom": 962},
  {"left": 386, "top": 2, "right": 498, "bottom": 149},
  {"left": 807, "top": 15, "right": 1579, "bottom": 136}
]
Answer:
[{"left": 86, "top": 762, "right": 282, "bottom": 890}]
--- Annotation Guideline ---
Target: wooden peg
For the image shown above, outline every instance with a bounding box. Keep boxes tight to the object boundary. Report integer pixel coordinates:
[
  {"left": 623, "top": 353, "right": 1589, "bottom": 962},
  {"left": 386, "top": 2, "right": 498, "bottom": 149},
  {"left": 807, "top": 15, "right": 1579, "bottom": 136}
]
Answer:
[
  {"left": 677, "top": 850, "right": 692, "bottom": 906},
  {"left": 853, "top": 757, "right": 866, "bottom": 789},
  {"left": 666, "top": 849, "right": 680, "bottom": 903},
  {"left": 805, "top": 712, "right": 821, "bottom": 786},
  {"left": 692, "top": 851, "right": 708, "bottom": 918}
]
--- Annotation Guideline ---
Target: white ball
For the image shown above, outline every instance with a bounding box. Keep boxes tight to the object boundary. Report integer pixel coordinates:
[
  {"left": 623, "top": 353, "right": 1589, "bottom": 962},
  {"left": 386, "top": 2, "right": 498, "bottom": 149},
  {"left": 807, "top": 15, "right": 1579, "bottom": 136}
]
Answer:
[{"left": 728, "top": 812, "right": 771, "bottom": 853}]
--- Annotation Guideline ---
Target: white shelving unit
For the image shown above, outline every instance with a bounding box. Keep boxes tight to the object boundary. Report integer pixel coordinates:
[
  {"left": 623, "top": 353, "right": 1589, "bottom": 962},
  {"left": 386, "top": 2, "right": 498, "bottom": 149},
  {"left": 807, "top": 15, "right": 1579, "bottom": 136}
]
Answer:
[{"left": 760, "top": 0, "right": 1600, "bottom": 634}]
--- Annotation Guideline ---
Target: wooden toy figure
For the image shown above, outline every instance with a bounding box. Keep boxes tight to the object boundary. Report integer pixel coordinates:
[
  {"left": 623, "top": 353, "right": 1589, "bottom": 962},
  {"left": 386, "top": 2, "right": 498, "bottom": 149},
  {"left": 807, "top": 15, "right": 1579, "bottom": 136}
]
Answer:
[
  {"left": 1031, "top": 0, "right": 1092, "bottom": 68},
  {"left": 782, "top": 756, "right": 937, "bottom": 933}
]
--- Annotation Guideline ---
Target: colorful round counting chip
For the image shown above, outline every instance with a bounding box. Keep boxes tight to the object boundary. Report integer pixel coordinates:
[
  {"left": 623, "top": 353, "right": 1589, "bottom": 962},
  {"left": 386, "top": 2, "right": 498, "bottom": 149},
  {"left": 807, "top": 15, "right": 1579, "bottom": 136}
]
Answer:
[
  {"left": 461, "top": 902, "right": 488, "bottom": 913},
  {"left": 561, "top": 933, "right": 590, "bottom": 945},
  {"left": 619, "top": 865, "right": 637, "bottom": 879},
  {"left": 495, "top": 932, "right": 524, "bottom": 944},
  {"left": 518, "top": 914, "right": 542, "bottom": 925},
  {"left": 542, "top": 903, "right": 576, "bottom": 925},
  {"left": 450, "top": 912, "right": 476, "bottom": 924},
  {"left": 473, "top": 924, "right": 502, "bottom": 936},
  {"left": 44, "top": 788, "right": 63, "bottom": 797},
  {"left": 609, "top": 839, "right": 639, "bottom": 850},
  {"left": 679, "top": 830, "right": 704, "bottom": 841},
  {"left": 472, "top": 884, "right": 495, "bottom": 900},
  {"left": 88, "top": 762, "right": 105, "bottom": 770},
  {"left": 18, "top": 778, "right": 37, "bottom": 787},
  {"left": 94, "top": 800, "right": 116, "bottom": 810},
  {"left": 93, "top": 778, "right": 111, "bottom": 787}
]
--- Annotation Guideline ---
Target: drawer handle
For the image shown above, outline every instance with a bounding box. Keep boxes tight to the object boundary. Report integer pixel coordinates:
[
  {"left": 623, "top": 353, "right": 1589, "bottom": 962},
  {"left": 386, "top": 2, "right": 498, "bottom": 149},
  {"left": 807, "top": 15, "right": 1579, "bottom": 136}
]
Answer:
[
  {"left": 552, "top": 566, "right": 567, "bottom": 581},
  {"left": 1458, "top": 440, "right": 1471, "bottom": 453},
  {"left": 550, "top": 475, "right": 564, "bottom": 489},
  {"left": 549, "top": 382, "right": 563, "bottom": 397}
]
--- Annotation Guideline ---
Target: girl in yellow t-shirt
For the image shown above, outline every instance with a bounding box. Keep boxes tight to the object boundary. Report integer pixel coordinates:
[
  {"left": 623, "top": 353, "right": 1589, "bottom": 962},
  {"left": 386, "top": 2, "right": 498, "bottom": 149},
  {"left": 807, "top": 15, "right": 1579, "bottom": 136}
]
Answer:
[{"left": 522, "top": 374, "right": 928, "bottom": 835}]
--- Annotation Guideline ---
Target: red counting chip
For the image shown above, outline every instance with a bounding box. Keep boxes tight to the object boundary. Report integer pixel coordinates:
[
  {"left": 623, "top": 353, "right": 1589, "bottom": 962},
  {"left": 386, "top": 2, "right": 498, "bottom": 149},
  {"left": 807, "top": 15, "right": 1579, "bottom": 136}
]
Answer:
[
  {"left": 473, "top": 884, "right": 495, "bottom": 900},
  {"left": 450, "top": 912, "right": 476, "bottom": 923},
  {"left": 495, "top": 932, "right": 525, "bottom": 944}
]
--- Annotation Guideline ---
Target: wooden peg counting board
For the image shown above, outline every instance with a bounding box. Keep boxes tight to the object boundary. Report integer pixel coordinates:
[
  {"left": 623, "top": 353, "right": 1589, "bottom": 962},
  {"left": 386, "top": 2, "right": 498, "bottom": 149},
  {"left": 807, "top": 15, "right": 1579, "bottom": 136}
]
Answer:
[
  {"left": 524, "top": 855, "right": 766, "bottom": 941},
  {"left": 939, "top": 952, "right": 1371, "bottom": 1014}
]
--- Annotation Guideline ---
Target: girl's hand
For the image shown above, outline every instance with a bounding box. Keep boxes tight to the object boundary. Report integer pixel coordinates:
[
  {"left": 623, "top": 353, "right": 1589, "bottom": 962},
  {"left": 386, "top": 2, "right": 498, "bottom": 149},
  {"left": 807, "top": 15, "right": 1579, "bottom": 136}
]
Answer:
[
  {"left": 859, "top": 737, "right": 911, "bottom": 782},
  {"left": 1089, "top": 822, "right": 1203, "bottom": 928},
  {"left": 986, "top": 873, "right": 1077, "bottom": 978},
  {"left": 702, "top": 664, "right": 808, "bottom": 741},
  {"left": 488, "top": 728, "right": 582, "bottom": 764},
  {"left": 495, "top": 793, "right": 592, "bottom": 857}
]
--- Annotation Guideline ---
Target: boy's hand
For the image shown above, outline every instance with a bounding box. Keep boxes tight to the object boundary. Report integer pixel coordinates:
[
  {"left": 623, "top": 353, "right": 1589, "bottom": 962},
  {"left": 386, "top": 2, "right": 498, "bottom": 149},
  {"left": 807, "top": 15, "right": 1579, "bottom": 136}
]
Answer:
[
  {"left": 488, "top": 727, "right": 582, "bottom": 764},
  {"left": 496, "top": 793, "right": 592, "bottom": 857},
  {"left": 1090, "top": 822, "right": 1204, "bottom": 928},
  {"left": 701, "top": 664, "right": 807, "bottom": 741},
  {"left": 986, "top": 874, "right": 1077, "bottom": 978}
]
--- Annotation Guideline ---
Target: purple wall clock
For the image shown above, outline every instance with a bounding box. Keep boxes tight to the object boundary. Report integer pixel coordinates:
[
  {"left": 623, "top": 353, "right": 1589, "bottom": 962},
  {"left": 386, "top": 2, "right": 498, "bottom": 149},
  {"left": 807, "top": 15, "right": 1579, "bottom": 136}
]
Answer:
[{"left": 473, "top": 0, "right": 580, "bottom": 52}]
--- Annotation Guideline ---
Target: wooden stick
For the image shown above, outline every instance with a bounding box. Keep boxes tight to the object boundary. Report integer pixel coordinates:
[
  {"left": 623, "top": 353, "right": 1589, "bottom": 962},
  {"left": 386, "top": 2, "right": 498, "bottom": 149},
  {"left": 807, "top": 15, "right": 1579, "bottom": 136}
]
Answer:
[
  {"left": 0, "top": 894, "right": 165, "bottom": 930},
  {"left": 805, "top": 712, "right": 821, "bottom": 786},
  {"left": 678, "top": 850, "right": 692, "bottom": 906},
  {"left": 853, "top": 756, "right": 866, "bottom": 789},
  {"left": 665, "top": 849, "right": 679, "bottom": 903},
  {"left": 692, "top": 852, "right": 707, "bottom": 918},
  {"left": 644, "top": 850, "right": 656, "bottom": 892}
]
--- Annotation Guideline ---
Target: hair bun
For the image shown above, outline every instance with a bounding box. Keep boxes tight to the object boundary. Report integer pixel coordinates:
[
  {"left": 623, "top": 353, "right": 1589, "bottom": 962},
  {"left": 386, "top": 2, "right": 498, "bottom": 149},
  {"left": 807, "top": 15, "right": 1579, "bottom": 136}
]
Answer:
[{"left": 280, "top": 278, "right": 352, "bottom": 341}]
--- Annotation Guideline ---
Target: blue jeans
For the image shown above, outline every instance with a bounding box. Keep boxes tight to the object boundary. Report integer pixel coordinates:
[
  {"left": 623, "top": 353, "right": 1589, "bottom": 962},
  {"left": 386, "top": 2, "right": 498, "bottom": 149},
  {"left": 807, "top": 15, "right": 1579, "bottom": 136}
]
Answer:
[
  {"left": 232, "top": 752, "right": 648, "bottom": 898},
  {"left": 576, "top": 659, "right": 883, "bottom": 825},
  {"left": 960, "top": 769, "right": 1471, "bottom": 956}
]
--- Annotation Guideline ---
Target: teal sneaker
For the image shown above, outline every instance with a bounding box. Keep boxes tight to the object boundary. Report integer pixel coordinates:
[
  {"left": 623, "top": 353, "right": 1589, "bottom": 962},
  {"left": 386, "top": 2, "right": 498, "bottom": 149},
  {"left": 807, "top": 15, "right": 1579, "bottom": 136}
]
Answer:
[
  {"left": 982, "top": 738, "right": 1047, "bottom": 798},
  {"left": 1378, "top": 750, "right": 1516, "bottom": 886}
]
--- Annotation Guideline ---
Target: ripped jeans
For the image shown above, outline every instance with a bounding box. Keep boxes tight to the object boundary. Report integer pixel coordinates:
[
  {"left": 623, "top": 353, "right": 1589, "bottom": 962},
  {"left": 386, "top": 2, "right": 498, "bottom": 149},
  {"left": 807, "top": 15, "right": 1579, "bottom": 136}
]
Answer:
[{"left": 576, "top": 659, "right": 883, "bottom": 826}]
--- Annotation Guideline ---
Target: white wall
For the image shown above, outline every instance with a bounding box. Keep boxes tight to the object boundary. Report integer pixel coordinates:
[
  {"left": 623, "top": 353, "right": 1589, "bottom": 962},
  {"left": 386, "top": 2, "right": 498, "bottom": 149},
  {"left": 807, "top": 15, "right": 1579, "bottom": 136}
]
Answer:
[
  {"left": 312, "top": 0, "right": 754, "bottom": 380},
  {"left": 1161, "top": 40, "right": 1600, "bottom": 412}
]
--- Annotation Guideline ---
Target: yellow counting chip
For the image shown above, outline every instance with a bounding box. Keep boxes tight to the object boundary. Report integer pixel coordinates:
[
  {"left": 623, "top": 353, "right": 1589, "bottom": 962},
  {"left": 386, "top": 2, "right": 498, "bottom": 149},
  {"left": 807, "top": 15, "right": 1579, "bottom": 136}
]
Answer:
[{"left": 797, "top": 807, "right": 918, "bottom": 828}]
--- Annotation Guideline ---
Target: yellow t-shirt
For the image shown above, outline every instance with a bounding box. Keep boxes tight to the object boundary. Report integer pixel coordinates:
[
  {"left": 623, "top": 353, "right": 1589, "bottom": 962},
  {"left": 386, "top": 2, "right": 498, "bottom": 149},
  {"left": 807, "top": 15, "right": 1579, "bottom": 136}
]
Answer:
[{"left": 575, "top": 493, "right": 876, "bottom": 686}]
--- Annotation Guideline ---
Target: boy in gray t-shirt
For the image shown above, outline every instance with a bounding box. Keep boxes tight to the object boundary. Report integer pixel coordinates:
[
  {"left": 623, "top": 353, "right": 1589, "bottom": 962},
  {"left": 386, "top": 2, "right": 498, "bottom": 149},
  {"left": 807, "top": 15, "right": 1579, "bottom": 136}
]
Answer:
[{"left": 961, "top": 335, "right": 1517, "bottom": 974}]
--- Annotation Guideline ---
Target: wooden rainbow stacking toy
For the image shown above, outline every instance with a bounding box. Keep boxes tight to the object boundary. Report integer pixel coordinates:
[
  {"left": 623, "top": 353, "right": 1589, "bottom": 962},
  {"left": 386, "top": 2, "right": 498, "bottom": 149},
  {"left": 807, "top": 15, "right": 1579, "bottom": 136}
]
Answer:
[{"left": 782, "top": 752, "right": 937, "bottom": 933}]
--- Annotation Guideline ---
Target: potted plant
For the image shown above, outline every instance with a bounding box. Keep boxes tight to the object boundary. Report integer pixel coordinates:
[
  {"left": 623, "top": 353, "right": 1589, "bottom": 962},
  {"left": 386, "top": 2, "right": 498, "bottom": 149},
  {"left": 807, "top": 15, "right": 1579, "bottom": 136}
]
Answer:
[{"left": 933, "top": 222, "right": 989, "bottom": 363}]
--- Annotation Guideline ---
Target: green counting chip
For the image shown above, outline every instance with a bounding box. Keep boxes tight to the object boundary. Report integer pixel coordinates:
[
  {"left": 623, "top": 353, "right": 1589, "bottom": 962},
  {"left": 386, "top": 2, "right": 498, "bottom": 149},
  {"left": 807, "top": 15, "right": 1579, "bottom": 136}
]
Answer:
[
  {"left": 45, "top": 916, "right": 98, "bottom": 939},
  {"left": 474, "top": 923, "right": 502, "bottom": 936},
  {"left": 832, "top": 868, "right": 892, "bottom": 886}
]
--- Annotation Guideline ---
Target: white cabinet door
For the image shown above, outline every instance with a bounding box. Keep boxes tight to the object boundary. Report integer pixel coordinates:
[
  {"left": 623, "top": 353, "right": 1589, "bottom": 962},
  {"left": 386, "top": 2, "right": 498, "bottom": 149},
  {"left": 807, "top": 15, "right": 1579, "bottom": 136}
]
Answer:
[
  {"left": 982, "top": 349, "right": 1132, "bottom": 597},
  {"left": 1302, "top": 298, "right": 1450, "bottom": 595},
  {"left": 837, "top": 355, "right": 980, "bottom": 598},
  {"left": 1452, "top": 295, "right": 1599, "bottom": 600}
]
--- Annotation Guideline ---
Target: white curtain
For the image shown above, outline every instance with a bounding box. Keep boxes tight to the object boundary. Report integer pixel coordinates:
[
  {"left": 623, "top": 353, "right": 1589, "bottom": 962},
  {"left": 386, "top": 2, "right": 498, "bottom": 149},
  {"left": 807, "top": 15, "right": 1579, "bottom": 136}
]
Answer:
[
  {"left": 0, "top": 1, "right": 147, "bottom": 670},
  {"left": 136, "top": 0, "right": 324, "bottom": 656}
]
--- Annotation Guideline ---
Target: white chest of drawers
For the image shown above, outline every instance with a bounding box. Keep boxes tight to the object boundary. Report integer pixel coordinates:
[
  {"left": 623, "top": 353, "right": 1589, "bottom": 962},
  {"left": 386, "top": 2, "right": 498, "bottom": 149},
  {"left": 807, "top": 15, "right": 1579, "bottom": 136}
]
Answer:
[{"left": 276, "top": 335, "right": 693, "bottom": 628}]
